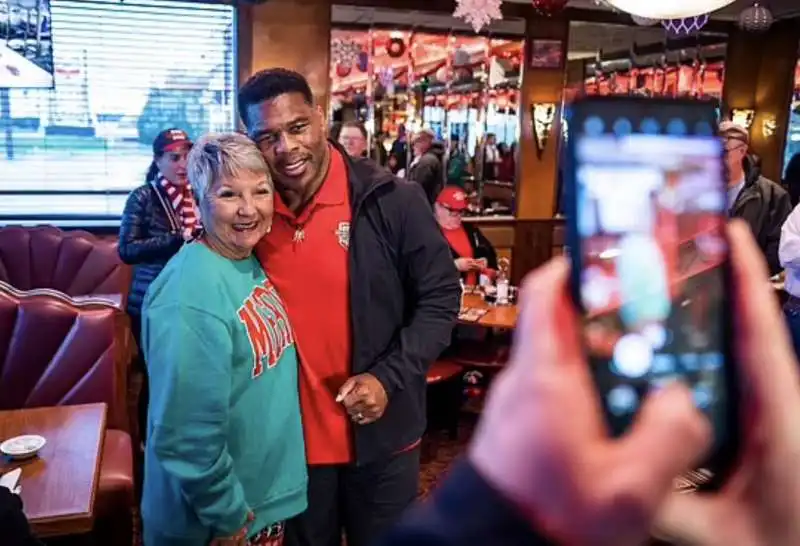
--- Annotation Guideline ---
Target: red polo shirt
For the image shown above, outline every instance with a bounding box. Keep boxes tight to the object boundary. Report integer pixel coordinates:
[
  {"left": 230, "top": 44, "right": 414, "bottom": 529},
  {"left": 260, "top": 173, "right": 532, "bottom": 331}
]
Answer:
[{"left": 255, "top": 147, "right": 354, "bottom": 465}]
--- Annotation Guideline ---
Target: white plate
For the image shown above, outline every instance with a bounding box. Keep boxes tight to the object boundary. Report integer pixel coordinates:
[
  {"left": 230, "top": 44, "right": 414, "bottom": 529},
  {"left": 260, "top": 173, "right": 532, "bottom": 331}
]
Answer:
[{"left": 0, "top": 435, "right": 46, "bottom": 460}]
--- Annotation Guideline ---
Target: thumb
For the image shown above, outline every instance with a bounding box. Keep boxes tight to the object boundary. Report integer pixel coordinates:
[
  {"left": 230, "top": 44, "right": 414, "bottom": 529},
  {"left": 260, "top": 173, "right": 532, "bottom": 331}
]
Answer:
[
  {"left": 336, "top": 377, "right": 358, "bottom": 402},
  {"left": 652, "top": 492, "right": 717, "bottom": 544},
  {"left": 618, "top": 384, "right": 712, "bottom": 504}
]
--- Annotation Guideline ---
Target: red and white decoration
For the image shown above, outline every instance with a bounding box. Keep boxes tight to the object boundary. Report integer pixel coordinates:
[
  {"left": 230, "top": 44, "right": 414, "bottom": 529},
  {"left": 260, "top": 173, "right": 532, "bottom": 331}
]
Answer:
[{"left": 453, "top": 0, "right": 504, "bottom": 33}]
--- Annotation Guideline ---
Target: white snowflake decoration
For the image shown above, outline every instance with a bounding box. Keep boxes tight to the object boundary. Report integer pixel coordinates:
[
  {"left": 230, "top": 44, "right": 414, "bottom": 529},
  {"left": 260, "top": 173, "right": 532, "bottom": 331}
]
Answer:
[
  {"left": 331, "top": 38, "right": 360, "bottom": 67},
  {"left": 453, "top": 0, "right": 503, "bottom": 33}
]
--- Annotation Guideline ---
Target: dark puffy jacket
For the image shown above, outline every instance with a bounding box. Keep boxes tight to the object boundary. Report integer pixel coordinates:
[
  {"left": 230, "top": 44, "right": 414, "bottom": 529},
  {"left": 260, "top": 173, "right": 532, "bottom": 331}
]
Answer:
[
  {"left": 118, "top": 181, "right": 184, "bottom": 317},
  {"left": 408, "top": 142, "right": 446, "bottom": 205},
  {"left": 731, "top": 155, "right": 792, "bottom": 276}
]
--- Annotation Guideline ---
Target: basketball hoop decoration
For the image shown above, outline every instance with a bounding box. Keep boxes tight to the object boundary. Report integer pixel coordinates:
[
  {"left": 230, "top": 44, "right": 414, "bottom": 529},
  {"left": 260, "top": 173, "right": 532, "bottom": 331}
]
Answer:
[
  {"left": 738, "top": 2, "right": 774, "bottom": 32},
  {"left": 531, "top": 0, "right": 568, "bottom": 16},
  {"left": 453, "top": 0, "right": 503, "bottom": 33},
  {"left": 662, "top": 14, "right": 709, "bottom": 36}
]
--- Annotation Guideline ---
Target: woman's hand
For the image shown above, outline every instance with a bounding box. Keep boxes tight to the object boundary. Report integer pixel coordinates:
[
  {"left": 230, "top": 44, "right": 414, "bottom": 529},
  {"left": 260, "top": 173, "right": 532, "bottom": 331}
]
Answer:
[
  {"left": 654, "top": 221, "right": 800, "bottom": 546},
  {"left": 210, "top": 512, "right": 254, "bottom": 546}
]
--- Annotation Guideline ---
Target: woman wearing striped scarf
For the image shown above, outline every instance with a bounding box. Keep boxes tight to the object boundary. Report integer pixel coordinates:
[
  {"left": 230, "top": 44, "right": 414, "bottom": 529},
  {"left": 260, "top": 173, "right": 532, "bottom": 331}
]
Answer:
[{"left": 119, "top": 127, "right": 202, "bottom": 440}]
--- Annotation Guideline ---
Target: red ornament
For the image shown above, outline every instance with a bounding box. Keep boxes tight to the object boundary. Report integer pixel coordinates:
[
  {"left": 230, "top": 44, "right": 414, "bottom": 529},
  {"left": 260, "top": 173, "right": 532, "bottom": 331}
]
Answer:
[{"left": 531, "top": 0, "right": 567, "bottom": 15}]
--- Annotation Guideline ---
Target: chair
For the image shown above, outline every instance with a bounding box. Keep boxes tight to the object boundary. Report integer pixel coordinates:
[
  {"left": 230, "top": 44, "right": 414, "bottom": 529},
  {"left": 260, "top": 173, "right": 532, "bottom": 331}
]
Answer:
[
  {"left": 0, "top": 284, "right": 135, "bottom": 544},
  {"left": 0, "top": 225, "right": 130, "bottom": 305}
]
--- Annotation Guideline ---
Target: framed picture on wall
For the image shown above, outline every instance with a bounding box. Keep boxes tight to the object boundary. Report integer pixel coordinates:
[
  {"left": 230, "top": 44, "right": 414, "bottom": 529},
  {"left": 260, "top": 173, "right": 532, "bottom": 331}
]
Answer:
[{"left": 529, "top": 39, "right": 564, "bottom": 70}]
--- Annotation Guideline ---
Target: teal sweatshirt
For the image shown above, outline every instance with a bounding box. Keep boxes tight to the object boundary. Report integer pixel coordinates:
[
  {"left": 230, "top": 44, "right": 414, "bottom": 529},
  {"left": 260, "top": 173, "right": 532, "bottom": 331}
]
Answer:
[{"left": 140, "top": 242, "right": 307, "bottom": 542}]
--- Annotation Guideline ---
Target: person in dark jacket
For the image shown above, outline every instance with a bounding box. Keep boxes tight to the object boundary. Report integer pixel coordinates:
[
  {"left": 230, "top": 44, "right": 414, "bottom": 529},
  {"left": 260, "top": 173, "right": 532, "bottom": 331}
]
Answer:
[
  {"left": 722, "top": 121, "right": 791, "bottom": 276},
  {"left": 238, "top": 68, "right": 460, "bottom": 546},
  {"left": 376, "top": 225, "right": 800, "bottom": 546},
  {"left": 434, "top": 186, "right": 497, "bottom": 286},
  {"left": 118, "top": 127, "right": 200, "bottom": 437},
  {"left": 784, "top": 151, "right": 800, "bottom": 207},
  {"left": 0, "top": 487, "right": 43, "bottom": 546},
  {"left": 407, "top": 128, "right": 445, "bottom": 205}
]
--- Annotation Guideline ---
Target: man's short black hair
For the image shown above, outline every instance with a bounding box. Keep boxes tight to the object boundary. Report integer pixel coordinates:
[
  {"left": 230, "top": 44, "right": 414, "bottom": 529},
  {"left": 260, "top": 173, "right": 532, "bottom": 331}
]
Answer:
[
  {"left": 340, "top": 121, "right": 367, "bottom": 140},
  {"left": 237, "top": 68, "right": 314, "bottom": 128}
]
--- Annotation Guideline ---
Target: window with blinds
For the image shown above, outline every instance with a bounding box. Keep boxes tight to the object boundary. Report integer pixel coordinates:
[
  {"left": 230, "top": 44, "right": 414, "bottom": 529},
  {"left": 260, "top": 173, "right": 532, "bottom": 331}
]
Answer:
[{"left": 0, "top": 0, "right": 237, "bottom": 226}]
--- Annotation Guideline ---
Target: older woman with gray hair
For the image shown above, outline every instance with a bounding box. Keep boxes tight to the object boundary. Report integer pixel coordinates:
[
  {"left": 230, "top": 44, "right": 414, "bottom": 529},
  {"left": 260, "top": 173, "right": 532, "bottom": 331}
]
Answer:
[{"left": 140, "top": 132, "right": 307, "bottom": 546}]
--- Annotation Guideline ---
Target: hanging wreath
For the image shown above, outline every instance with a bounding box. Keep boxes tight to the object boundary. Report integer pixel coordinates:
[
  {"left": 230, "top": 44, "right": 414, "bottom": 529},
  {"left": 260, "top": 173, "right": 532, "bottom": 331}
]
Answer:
[{"left": 387, "top": 37, "right": 406, "bottom": 58}]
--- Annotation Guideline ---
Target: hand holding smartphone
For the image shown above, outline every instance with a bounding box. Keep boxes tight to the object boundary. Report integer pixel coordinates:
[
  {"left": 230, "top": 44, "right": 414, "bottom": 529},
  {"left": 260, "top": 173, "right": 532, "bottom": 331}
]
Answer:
[{"left": 563, "top": 96, "right": 739, "bottom": 487}]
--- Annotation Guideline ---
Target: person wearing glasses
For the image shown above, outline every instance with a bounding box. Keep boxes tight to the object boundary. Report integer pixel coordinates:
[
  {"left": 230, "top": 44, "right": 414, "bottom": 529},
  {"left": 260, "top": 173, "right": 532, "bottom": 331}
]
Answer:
[
  {"left": 721, "top": 120, "right": 790, "bottom": 275},
  {"left": 338, "top": 121, "right": 368, "bottom": 158},
  {"left": 434, "top": 186, "right": 497, "bottom": 286}
]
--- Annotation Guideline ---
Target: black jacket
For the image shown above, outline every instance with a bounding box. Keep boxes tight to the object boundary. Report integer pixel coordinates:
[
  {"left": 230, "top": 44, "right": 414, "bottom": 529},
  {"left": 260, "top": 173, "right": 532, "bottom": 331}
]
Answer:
[
  {"left": 448, "top": 223, "right": 498, "bottom": 273},
  {"left": 376, "top": 461, "right": 552, "bottom": 546},
  {"left": 730, "top": 156, "right": 792, "bottom": 276},
  {"left": 344, "top": 148, "right": 461, "bottom": 463},
  {"left": 408, "top": 143, "right": 445, "bottom": 206},
  {"left": 118, "top": 181, "right": 185, "bottom": 317},
  {"left": 0, "top": 488, "right": 44, "bottom": 546}
]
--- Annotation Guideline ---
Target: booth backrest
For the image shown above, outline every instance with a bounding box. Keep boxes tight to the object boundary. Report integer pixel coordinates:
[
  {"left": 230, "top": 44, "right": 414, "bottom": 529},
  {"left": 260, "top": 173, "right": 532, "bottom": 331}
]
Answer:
[
  {"left": 0, "top": 283, "right": 131, "bottom": 431},
  {"left": 0, "top": 226, "right": 129, "bottom": 303}
]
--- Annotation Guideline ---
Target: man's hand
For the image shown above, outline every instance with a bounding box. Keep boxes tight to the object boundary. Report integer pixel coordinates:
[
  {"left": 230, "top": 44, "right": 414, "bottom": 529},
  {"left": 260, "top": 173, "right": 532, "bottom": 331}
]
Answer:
[
  {"left": 337, "top": 373, "right": 389, "bottom": 425},
  {"left": 654, "top": 221, "right": 800, "bottom": 546},
  {"left": 469, "top": 256, "right": 710, "bottom": 546}
]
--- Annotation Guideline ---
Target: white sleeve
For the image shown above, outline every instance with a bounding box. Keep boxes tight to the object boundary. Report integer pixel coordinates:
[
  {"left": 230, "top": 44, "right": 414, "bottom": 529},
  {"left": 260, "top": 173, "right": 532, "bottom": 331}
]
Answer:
[{"left": 779, "top": 204, "right": 800, "bottom": 269}]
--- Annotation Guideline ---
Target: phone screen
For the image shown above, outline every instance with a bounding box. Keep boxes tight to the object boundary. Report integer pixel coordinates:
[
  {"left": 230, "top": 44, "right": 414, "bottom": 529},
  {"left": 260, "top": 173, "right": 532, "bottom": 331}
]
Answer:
[{"left": 566, "top": 99, "right": 735, "bottom": 458}]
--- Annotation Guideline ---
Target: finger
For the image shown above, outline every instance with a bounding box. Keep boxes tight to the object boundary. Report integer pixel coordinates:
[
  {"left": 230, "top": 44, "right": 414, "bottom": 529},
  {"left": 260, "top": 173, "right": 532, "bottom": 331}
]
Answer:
[
  {"left": 509, "top": 257, "right": 583, "bottom": 373},
  {"left": 343, "top": 384, "right": 370, "bottom": 409},
  {"left": 617, "top": 384, "right": 711, "bottom": 506},
  {"left": 652, "top": 492, "right": 720, "bottom": 545},
  {"left": 729, "top": 221, "right": 800, "bottom": 427},
  {"left": 336, "top": 378, "right": 358, "bottom": 403}
]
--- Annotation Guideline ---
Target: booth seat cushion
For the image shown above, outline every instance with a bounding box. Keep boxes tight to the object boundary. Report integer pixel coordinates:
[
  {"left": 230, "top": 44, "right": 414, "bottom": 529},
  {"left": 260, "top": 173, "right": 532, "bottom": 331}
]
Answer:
[
  {"left": 97, "top": 429, "right": 135, "bottom": 514},
  {"left": 0, "top": 225, "right": 128, "bottom": 302}
]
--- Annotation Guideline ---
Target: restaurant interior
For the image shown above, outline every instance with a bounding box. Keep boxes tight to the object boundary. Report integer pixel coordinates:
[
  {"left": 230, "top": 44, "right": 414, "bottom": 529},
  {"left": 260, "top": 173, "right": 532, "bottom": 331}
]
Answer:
[{"left": 1, "top": 0, "right": 800, "bottom": 543}]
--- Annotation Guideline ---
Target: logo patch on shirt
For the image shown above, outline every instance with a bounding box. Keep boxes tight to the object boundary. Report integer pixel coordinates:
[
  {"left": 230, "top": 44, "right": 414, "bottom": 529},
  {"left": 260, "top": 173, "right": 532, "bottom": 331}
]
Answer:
[
  {"left": 335, "top": 222, "right": 350, "bottom": 249},
  {"left": 237, "top": 280, "right": 294, "bottom": 378}
]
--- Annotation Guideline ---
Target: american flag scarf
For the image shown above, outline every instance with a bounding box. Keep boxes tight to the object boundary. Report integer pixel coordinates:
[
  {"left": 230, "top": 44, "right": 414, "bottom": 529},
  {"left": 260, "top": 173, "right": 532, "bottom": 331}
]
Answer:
[{"left": 159, "top": 174, "right": 200, "bottom": 233}]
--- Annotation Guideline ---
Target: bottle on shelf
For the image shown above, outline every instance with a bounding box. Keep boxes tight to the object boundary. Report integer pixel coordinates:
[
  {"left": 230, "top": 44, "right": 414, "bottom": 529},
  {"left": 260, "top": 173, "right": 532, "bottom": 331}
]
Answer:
[{"left": 496, "top": 257, "right": 510, "bottom": 306}]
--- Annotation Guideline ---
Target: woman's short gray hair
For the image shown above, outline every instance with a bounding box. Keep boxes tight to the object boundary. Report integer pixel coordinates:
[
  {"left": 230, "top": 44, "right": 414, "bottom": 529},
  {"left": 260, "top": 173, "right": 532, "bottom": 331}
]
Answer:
[{"left": 187, "top": 132, "right": 270, "bottom": 205}]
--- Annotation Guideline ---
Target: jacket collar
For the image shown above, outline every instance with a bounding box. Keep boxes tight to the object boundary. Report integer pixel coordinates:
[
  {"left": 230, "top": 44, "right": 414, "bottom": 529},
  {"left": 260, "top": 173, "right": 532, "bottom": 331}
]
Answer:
[{"left": 328, "top": 139, "right": 395, "bottom": 214}]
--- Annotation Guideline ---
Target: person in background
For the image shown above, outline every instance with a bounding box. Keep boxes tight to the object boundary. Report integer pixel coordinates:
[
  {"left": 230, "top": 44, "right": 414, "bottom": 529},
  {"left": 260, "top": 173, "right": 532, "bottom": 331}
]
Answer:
[
  {"left": 338, "top": 121, "right": 368, "bottom": 159},
  {"left": 445, "top": 138, "right": 469, "bottom": 188},
  {"left": 238, "top": 68, "right": 459, "bottom": 546},
  {"left": 481, "top": 133, "right": 501, "bottom": 181},
  {"left": 373, "top": 131, "right": 389, "bottom": 166},
  {"left": 118, "top": 127, "right": 199, "bottom": 440},
  {"left": 390, "top": 124, "right": 408, "bottom": 172},
  {"left": 387, "top": 153, "right": 404, "bottom": 177},
  {"left": 328, "top": 121, "right": 342, "bottom": 144},
  {"left": 407, "top": 128, "right": 445, "bottom": 206},
  {"left": 378, "top": 222, "right": 800, "bottom": 546},
  {"left": 434, "top": 186, "right": 497, "bottom": 286},
  {"left": 722, "top": 120, "right": 791, "bottom": 275},
  {"left": 141, "top": 133, "right": 307, "bottom": 546},
  {"left": 784, "top": 151, "right": 800, "bottom": 207},
  {"left": 497, "top": 142, "right": 515, "bottom": 182}
]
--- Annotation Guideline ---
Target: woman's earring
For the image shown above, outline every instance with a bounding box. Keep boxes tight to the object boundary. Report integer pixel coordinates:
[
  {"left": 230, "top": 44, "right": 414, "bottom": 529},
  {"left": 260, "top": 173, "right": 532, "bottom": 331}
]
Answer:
[{"left": 266, "top": 224, "right": 272, "bottom": 233}]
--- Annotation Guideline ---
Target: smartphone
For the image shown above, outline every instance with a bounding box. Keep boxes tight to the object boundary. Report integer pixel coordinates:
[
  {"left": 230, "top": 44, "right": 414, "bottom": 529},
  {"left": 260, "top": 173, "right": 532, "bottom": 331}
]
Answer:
[{"left": 563, "top": 96, "right": 739, "bottom": 486}]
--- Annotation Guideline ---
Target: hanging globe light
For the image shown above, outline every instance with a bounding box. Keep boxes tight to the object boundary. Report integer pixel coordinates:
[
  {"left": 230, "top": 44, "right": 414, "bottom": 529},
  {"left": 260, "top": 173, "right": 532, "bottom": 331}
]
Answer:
[
  {"left": 738, "top": 2, "right": 774, "bottom": 32},
  {"left": 631, "top": 15, "right": 659, "bottom": 26},
  {"left": 604, "top": 0, "right": 736, "bottom": 19}
]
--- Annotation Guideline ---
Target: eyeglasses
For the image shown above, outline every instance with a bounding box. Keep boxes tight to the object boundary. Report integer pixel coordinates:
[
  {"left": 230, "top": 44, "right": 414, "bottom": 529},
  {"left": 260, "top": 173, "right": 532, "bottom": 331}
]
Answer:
[{"left": 724, "top": 143, "right": 746, "bottom": 155}]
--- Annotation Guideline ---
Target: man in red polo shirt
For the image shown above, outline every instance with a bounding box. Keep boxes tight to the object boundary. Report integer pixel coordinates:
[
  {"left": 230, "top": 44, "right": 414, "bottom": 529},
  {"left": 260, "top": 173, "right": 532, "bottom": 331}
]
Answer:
[{"left": 238, "top": 69, "right": 460, "bottom": 546}]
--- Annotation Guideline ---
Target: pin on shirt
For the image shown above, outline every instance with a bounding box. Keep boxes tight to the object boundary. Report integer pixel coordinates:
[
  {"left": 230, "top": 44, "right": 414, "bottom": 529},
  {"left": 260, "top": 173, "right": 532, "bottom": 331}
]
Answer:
[{"left": 293, "top": 227, "right": 305, "bottom": 243}]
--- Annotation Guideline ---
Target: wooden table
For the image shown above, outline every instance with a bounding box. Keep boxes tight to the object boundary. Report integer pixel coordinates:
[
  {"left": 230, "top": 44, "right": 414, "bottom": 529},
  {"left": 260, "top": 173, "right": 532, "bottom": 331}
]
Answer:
[
  {"left": 460, "top": 294, "right": 519, "bottom": 329},
  {"left": 0, "top": 404, "right": 107, "bottom": 538}
]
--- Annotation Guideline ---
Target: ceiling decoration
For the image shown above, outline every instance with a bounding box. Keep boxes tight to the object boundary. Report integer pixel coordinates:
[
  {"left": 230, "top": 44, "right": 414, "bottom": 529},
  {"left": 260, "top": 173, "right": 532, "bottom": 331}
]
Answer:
[
  {"left": 738, "top": 2, "right": 775, "bottom": 32},
  {"left": 603, "top": 0, "right": 737, "bottom": 19},
  {"left": 453, "top": 0, "right": 504, "bottom": 32}
]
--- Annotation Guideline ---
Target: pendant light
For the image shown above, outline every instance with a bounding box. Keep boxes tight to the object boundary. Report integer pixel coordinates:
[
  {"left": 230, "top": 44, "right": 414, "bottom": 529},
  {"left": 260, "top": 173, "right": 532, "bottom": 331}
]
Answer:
[{"left": 604, "top": 0, "right": 736, "bottom": 19}]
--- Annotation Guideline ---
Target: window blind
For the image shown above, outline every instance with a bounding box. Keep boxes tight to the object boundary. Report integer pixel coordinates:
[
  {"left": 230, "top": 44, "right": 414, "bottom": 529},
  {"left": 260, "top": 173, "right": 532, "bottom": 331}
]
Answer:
[{"left": 0, "top": 0, "right": 237, "bottom": 226}]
